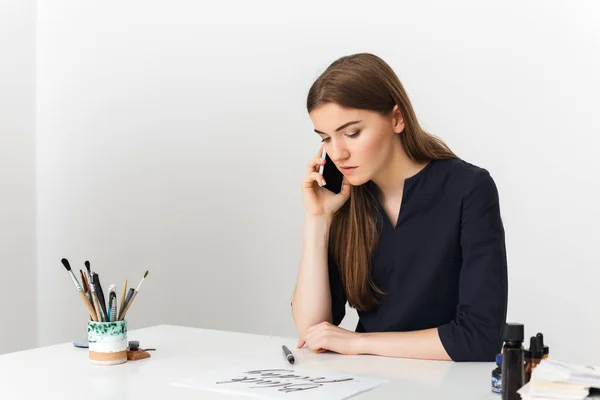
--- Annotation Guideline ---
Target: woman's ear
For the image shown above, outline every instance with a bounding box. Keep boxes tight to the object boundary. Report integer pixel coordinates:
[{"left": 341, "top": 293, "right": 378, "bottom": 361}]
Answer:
[{"left": 391, "top": 105, "right": 405, "bottom": 134}]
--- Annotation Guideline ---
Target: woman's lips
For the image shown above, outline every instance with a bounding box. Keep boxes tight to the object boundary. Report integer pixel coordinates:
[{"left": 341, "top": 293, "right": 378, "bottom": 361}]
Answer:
[{"left": 339, "top": 166, "right": 357, "bottom": 175}]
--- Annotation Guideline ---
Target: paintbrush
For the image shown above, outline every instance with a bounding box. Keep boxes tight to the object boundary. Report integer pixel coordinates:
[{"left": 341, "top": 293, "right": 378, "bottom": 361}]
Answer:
[
  {"left": 80, "top": 269, "right": 95, "bottom": 318},
  {"left": 122, "top": 288, "right": 135, "bottom": 313},
  {"left": 84, "top": 260, "right": 92, "bottom": 283},
  {"left": 119, "top": 271, "right": 149, "bottom": 321},
  {"left": 84, "top": 261, "right": 102, "bottom": 321},
  {"left": 93, "top": 273, "right": 108, "bottom": 322},
  {"left": 61, "top": 258, "right": 97, "bottom": 322},
  {"left": 85, "top": 264, "right": 102, "bottom": 321},
  {"left": 80, "top": 269, "right": 88, "bottom": 293},
  {"left": 118, "top": 279, "right": 128, "bottom": 320}
]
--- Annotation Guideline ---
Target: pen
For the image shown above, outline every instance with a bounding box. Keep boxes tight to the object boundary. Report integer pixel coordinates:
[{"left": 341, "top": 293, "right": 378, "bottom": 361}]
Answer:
[
  {"left": 109, "top": 292, "right": 117, "bottom": 322},
  {"left": 107, "top": 284, "right": 116, "bottom": 318},
  {"left": 282, "top": 345, "right": 295, "bottom": 365}
]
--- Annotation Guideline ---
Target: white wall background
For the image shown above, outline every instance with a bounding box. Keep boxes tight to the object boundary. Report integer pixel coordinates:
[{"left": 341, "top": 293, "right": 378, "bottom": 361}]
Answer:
[
  {"left": 0, "top": 0, "right": 36, "bottom": 354},
  {"left": 3, "top": 0, "right": 597, "bottom": 363}
]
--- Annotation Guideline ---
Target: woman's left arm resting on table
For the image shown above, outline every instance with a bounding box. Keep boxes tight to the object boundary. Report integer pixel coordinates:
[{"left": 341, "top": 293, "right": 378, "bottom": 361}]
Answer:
[{"left": 298, "top": 322, "right": 450, "bottom": 360}]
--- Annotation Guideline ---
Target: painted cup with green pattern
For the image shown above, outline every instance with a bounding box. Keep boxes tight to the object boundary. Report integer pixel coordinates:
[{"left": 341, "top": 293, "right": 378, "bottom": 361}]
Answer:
[{"left": 87, "top": 320, "right": 128, "bottom": 365}]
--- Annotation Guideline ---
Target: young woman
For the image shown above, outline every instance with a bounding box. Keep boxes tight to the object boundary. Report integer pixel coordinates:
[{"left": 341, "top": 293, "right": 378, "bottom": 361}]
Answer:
[{"left": 291, "top": 53, "right": 508, "bottom": 362}]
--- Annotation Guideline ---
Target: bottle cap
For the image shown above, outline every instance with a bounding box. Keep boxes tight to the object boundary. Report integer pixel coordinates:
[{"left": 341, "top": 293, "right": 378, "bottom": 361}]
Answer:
[
  {"left": 530, "top": 336, "right": 543, "bottom": 359},
  {"left": 536, "top": 333, "right": 544, "bottom": 346},
  {"left": 537, "top": 333, "right": 549, "bottom": 356},
  {"left": 524, "top": 349, "right": 532, "bottom": 359},
  {"left": 503, "top": 323, "right": 524, "bottom": 342},
  {"left": 496, "top": 353, "right": 502, "bottom": 365}
]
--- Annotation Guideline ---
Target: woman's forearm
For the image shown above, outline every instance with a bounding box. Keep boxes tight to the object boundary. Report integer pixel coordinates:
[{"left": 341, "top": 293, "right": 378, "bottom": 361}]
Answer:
[
  {"left": 357, "top": 328, "right": 451, "bottom": 361},
  {"left": 292, "top": 214, "right": 334, "bottom": 336}
]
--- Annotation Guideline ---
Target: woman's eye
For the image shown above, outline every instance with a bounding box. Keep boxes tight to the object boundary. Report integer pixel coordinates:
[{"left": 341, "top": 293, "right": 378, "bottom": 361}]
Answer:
[{"left": 321, "top": 131, "right": 359, "bottom": 142}]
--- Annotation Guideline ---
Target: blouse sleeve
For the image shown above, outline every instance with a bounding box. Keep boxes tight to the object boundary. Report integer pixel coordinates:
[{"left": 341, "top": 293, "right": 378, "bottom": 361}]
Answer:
[{"left": 437, "top": 169, "right": 508, "bottom": 361}]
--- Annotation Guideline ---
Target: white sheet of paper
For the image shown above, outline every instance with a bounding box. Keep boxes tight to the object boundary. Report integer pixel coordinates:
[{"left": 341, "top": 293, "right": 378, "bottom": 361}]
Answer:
[{"left": 172, "top": 366, "right": 389, "bottom": 400}]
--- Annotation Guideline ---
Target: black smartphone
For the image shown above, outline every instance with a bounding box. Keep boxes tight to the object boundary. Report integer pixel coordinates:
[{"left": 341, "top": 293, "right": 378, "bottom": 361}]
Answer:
[{"left": 319, "top": 149, "right": 344, "bottom": 194}]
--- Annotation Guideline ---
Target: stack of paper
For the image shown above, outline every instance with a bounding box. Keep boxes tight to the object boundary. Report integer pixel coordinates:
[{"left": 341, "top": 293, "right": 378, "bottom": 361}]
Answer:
[{"left": 518, "top": 359, "right": 600, "bottom": 400}]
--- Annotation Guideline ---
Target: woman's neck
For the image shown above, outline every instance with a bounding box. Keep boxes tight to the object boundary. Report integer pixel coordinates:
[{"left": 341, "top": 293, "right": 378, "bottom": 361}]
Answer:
[{"left": 371, "top": 138, "right": 429, "bottom": 199}]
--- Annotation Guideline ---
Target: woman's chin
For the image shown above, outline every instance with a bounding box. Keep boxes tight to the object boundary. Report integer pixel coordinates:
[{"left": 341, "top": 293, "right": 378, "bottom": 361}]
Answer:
[{"left": 345, "top": 174, "right": 369, "bottom": 187}]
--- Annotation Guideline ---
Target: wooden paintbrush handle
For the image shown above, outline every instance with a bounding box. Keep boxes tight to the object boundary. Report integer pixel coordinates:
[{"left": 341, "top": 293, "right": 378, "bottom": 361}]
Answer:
[
  {"left": 118, "top": 280, "right": 128, "bottom": 320},
  {"left": 80, "top": 270, "right": 88, "bottom": 293},
  {"left": 79, "top": 291, "right": 97, "bottom": 322},
  {"left": 91, "top": 291, "right": 103, "bottom": 322},
  {"left": 119, "top": 291, "right": 137, "bottom": 321}
]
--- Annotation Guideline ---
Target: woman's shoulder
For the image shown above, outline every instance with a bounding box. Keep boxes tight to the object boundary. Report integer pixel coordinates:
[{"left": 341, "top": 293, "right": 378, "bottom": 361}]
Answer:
[
  {"left": 432, "top": 157, "right": 498, "bottom": 193},
  {"left": 436, "top": 157, "right": 492, "bottom": 177}
]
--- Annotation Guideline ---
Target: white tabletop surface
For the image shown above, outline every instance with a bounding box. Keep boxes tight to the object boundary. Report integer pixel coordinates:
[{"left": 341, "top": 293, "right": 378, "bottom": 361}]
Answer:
[{"left": 0, "top": 324, "right": 501, "bottom": 399}]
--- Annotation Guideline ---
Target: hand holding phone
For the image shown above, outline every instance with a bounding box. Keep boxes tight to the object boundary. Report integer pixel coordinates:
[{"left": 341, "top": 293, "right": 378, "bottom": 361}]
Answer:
[
  {"left": 318, "top": 149, "right": 344, "bottom": 195},
  {"left": 302, "top": 147, "right": 351, "bottom": 218}
]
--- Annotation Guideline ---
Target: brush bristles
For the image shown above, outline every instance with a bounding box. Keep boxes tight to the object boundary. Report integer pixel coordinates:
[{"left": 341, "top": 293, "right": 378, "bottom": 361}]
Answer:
[
  {"left": 61, "top": 258, "right": 71, "bottom": 271},
  {"left": 85, "top": 261, "right": 90, "bottom": 271},
  {"left": 144, "top": 270, "right": 149, "bottom": 278}
]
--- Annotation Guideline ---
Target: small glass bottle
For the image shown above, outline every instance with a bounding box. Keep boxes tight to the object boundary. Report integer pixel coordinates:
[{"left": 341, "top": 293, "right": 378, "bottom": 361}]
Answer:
[
  {"left": 492, "top": 353, "right": 502, "bottom": 394},
  {"left": 501, "top": 323, "right": 525, "bottom": 400},
  {"left": 524, "top": 338, "right": 534, "bottom": 383},
  {"left": 531, "top": 336, "right": 543, "bottom": 370},
  {"left": 525, "top": 335, "right": 544, "bottom": 383},
  {"left": 536, "top": 332, "right": 549, "bottom": 359}
]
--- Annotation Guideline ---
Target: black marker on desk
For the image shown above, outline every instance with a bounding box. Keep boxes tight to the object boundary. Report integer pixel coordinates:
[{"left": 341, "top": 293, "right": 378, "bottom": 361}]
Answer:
[{"left": 282, "top": 345, "right": 295, "bottom": 364}]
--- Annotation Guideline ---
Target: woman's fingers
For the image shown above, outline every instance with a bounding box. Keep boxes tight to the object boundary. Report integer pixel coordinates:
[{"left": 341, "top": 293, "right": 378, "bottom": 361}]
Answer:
[
  {"left": 303, "top": 171, "right": 326, "bottom": 189},
  {"left": 299, "top": 322, "right": 333, "bottom": 354},
  {"left": 307, "top": 145, "right": 326, "bottom": 173},
  {"left": 307, "top": 156, "right": 326, "bottom": 175}
]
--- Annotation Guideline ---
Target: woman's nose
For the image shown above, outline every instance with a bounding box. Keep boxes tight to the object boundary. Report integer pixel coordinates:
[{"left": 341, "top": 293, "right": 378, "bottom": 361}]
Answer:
[{"left": 327, "top": 141, "right": 350, "bottom": 162}]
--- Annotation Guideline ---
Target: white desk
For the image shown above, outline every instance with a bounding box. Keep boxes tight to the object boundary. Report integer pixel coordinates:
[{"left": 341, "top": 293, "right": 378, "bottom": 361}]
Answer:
[{"left": 0, "top": 324, "right": 499, "bottom": 399}]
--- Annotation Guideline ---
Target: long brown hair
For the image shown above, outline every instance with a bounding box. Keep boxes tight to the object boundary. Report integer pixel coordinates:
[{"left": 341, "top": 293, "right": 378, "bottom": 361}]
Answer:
[{"left": 307, "top": 53, "right": 457, "bottom": 311}]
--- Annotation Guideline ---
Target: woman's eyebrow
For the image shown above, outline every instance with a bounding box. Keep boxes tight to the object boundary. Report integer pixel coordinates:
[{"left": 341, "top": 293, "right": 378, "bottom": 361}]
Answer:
[{"left": 314, "top": 120, "right": 362, "bottom": 135}]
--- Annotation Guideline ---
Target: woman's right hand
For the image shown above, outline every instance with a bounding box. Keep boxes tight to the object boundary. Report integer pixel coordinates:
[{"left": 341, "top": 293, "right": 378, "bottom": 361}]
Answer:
[{"left": 302, "top": 146, "right": 352, "bottom": 218}]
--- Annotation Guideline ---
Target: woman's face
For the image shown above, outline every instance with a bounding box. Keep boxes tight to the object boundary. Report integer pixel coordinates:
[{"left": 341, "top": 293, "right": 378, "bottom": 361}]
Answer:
[{"left": 309, "top": 102, "right": 404, "bottom": 186}]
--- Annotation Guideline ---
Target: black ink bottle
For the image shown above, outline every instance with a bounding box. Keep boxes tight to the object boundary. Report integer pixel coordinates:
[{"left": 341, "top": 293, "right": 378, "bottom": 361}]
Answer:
[
  {"left": 501, "top": 323, "right": 524, "bottom": 400},
  {"left": 492, "top": 353, "right": 502, "bottom": 394}
]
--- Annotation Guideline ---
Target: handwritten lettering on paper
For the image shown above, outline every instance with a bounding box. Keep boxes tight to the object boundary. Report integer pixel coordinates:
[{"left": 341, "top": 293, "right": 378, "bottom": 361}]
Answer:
[{"left": 217, "top": 369, "right": 357, "bottom": 393}]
